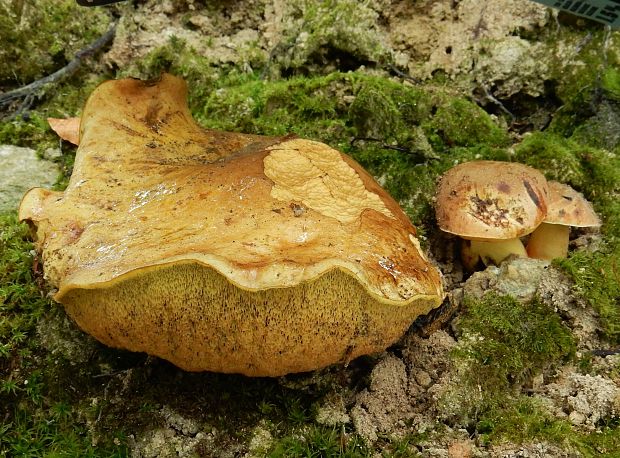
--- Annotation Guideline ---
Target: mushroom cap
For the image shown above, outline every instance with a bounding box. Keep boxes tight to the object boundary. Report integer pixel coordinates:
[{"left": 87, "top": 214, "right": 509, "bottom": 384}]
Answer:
[
  {"left": 435, "top": 160, "right": 549, "bottom": 241},
  {"left": 19, "top": 74, "right": 444, "bottom": 377},
  {"left": 544, "top": 181, "right": 601, "bottom": 227}
]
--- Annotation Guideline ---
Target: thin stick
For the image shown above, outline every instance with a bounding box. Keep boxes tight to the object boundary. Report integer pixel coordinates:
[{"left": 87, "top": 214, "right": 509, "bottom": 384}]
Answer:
[{"left": 481, "top": 86, "right": 515, "bottom": 121}]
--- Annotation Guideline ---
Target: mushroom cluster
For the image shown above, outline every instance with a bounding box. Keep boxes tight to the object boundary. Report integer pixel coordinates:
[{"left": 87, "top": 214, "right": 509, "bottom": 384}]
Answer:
[
  {"left": 435, "top": 161, "right": 600, "bottom": 269},
  {"left": 19, "top": 74, "right": 444, "bottom": 377}
]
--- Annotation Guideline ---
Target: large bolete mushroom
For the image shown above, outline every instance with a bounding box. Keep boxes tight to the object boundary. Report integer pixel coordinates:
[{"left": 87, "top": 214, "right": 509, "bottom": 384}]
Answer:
[
  {"left": 19, "top": 74, "right": 444, "bottom": 377},
  {"left": 435, "top": 160, "right": 549, "bottom": 270}
]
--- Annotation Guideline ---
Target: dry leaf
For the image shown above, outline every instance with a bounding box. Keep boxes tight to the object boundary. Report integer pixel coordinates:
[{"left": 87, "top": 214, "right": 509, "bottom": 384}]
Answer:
[{"left": 47, "top": 117, "right": 80, "bottom": 145}]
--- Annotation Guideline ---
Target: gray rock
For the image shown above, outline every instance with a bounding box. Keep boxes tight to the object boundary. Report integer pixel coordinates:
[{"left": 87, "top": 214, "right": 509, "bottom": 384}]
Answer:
[
  {"left": 0, "top": 145, "right": 60, "bottom": 212},
  {"left": 463, "top": 257, "right": 550, "bottom": 302}
]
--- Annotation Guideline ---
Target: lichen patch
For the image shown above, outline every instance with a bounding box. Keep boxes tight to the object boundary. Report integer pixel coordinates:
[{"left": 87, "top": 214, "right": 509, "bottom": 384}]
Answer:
[{"left": 264, "top": 139, "right": 393, "bottom": 224}]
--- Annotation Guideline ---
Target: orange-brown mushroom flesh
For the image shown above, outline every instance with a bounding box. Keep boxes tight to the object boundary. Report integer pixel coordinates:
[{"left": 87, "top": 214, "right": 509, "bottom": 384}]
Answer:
[{"left": 19, "top": 74, "right": 444, "bottom": 376}]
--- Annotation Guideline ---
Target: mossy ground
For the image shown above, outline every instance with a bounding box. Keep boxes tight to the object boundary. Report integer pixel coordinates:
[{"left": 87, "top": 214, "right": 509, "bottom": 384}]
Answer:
[{"left": 1, "top": 1, "right": 620, "bottom": 456}]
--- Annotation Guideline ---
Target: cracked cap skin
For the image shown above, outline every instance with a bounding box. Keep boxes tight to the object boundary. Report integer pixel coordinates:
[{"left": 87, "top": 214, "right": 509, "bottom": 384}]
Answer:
[
  {"left": 19, "top": 74, "right": 444, "bottom": 376},
  {"left": 435, "top": 160, "right": 549, "bottom": 241}
]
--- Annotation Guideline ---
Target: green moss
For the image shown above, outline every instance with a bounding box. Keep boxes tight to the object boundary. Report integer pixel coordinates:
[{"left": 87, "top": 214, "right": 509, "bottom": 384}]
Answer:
[
  {"left": 426, "top": 97, "right": 510, "bottom": 150},
  {"left": 577, "top": 422, "right": 620, "bottom": 458},
  {"left": 441, "top": 294, "right": 575, "bottom": 443},
  {"left": 473, "top": 397, "right": 620, "bottom": 457},
  {"left": 267, "top": 425, "right": 370, "bottom": 457},
  {"left": 569, "top": 100, "right": 620, "bottom": 151},
  {"left": 549, "top": 28, "right": 620, "bottom": 105},
  {"left": 513, "top": 131, "right": 620, "bottom": 234},
  {"left": 0, "top": 0, "right": 111, "bottom": 87},
  {"left": 0, "top": 114, "right": 56, "bottom": 150},
  {"left": 273, "top": 0, "right": 388, "bottom": 74},
  {"left": 0, "top": 212, "right": 126, "bottom": 456},
  {"left": 473, "top": 396, "right": 573, "bottom": 446},
  {"left": 601, "top": 66, "right": 620, "bottom": 100},
  {"left": 2, "top": 406, "right": 127, "bottom": 457},
  {"left": 456, "top": 294, "right": 576, "bottom": 390},
  {"left": 556, "top": 250, "right": 620, "bottom": 344},
  {"left": 0, "top": 212, "right": 48, "bottom": 361},
  {"left": 513, "top": 133, "right": 587, "bottom": 187},
  {"left": 380, "top": 436, "right": 424, "bottom": 458},
  {"left": 550, "top": 64, "right": 620, "bottom": 151},
  {"left": 443, "top": 293, "right": 620, "bottom": 454},
  {"left": 547, "top": 27, "right": 620, "bottom": 151}
]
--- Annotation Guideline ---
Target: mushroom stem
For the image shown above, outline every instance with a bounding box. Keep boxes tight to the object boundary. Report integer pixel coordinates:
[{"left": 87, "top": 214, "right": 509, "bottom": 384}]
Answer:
[
  {"left": 461, "top": 238, "right": 527, "bottom": 270},
  {"left": 526, "top": 222, "right": 569, "bottom": 260}
]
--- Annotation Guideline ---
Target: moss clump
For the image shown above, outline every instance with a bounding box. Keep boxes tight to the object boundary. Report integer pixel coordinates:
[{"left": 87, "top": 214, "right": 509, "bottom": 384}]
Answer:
[
  {"left": 0, "top": 114, "right": 55, "bottom": 150},
  {"left": 0, "top": 213, "right": 49, "bottom": 363},
  {"left": 547, "top": 25, "right": 620, "bottom": 150},
  {"left": 0, "top": 0, "right": 111, "bottom": 88},
  {"left": 514, "top": 132, "right": 591, "bottom": 186},
  {"left": 456, "top": 294, "right": 576, "bottom": 390},
  {"left": 549, "top": 65, "right": 620, "bottom": 151},
  {"left": 444, "top": 292, "right": 619, "bottom": 454},
  {"left": 426, "top": 97, "right": 510, "bottom": 150},
  {"left": 117, "top": 36, "right": 221, "bottom": 103},
  {"left": 601, "top": 66, "right": 620, "bottom": 100},
  {"left": 442, "top": 294, "right": 575, "bottom": 441},
  {"left": 557, "top": 250, "right": 620, "bottom": 344},
  {"left": 548, "top": 28, "right": 620, "bottom": 107},
  {"left": 0, "top": 212, "right": 126, "bottom": 456},
  {"left": 348, "top": 80, "right": 431, "bottom": 144},
  {"left": 268, "top": 425, "right": 369, "bottom": 457},
  {"left": 273, "top": 0, "right": 388, "bottom": 75}
]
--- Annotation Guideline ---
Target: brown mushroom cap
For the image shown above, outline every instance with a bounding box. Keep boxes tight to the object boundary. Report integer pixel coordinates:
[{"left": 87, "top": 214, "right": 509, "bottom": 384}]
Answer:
[
  {"left": 435, "top": 160, "right": 549, "bottom": 241},
  {"left": 544, "top": 181, "right": 601, "bottom": 227},
  {"left": 19, "top": 74, "right": 444, "bottom": 377}
]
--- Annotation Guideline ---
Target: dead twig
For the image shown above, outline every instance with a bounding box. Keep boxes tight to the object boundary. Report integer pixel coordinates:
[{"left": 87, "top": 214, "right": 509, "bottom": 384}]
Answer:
[
  {"left": 350, "top": 136, "right": 438, "bottom": 163},
  {"left": 591, "top": 348, "right": 620, "bottom": 357},
  {"left": 0, "top": 23, "right": 117, "bottom": 109},
  {"left": 386, "top": 64, "right": 421, "bottom": 85},
  {"left": 351, "top": 136, "right": 413, "bottom": 154},
  {"left": 481, "top": 86, "right": 515, "bottom": 121}
]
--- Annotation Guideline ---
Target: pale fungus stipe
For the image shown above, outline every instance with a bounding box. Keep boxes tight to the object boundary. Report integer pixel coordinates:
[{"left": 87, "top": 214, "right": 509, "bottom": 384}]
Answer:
[
  {"left": 526, "top": 181, "right": 601, "bottom": 260},
  {"left": 435, "top": 160, "right": 549, "bottom": 270},
  {"left": 19, "top": 74, "right": 444, "bottom": 377}
]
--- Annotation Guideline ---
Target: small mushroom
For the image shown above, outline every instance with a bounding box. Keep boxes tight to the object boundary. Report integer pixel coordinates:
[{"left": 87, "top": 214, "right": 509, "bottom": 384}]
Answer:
[
  {"left": 435, "top": 160, "right": 549, "bottom": 270},
  {"left": 19, "top": 74, "right": 444, "bottom": 377},
  {"left": 526, "top": 181, "right": 600, "bottom": 260}
]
